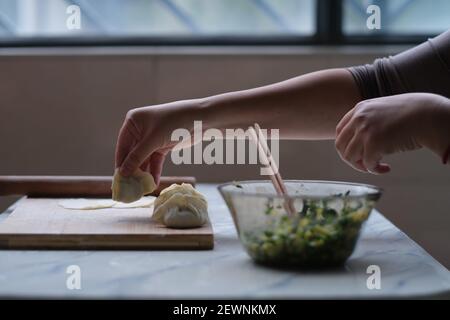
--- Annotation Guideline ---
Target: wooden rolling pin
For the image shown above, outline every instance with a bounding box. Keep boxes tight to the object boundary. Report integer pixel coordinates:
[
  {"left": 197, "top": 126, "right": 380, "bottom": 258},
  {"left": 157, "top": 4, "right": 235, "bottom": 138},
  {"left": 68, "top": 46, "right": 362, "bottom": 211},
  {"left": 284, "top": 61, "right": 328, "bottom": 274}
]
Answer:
[{"left": 0, "top": 176, "right": 196, "bottom": 197}]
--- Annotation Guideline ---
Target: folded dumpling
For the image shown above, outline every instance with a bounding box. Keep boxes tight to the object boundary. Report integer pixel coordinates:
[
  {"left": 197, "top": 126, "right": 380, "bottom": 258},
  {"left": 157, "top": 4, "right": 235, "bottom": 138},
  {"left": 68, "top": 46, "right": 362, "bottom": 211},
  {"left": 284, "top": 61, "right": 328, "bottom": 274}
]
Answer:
[
  {"left": 152, "top": 183, "right": 208, "bottom": 228},
  {"left": 111, "top": 168, "right": 156, "bottom": 203}
]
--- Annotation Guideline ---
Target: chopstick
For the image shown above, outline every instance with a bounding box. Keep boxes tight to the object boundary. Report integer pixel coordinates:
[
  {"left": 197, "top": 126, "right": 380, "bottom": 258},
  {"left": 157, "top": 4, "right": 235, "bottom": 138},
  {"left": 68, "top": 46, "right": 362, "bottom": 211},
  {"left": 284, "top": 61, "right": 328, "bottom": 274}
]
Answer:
[{"left": 248, "top": 123, "right": 296, "bottom": 216}]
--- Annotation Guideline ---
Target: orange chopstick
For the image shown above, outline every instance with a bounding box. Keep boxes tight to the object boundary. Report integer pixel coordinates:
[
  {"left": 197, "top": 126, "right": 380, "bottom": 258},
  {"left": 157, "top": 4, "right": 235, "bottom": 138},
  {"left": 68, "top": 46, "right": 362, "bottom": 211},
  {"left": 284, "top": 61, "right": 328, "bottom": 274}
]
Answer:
[{"left": 248, "top": 124, "right": 296, "bottom": 216}]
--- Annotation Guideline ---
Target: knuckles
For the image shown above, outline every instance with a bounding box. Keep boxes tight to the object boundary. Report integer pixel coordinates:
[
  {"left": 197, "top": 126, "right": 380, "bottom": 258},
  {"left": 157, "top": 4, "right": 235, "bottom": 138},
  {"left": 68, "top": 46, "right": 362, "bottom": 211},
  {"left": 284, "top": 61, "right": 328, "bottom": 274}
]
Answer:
[
  {"left": 125, "top": 107, "right": 153, "bottom": 135},
  {"left": 126, "top": 108, "right": 140, "bottom": 121}
]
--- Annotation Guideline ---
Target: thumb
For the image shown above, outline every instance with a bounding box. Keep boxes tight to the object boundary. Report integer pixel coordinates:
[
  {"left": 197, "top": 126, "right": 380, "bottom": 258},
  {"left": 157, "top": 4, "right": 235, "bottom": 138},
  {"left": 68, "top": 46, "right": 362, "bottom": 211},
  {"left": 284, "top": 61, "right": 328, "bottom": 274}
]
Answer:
[{"left": 120, "top": 142, "right": 154, "bottom": 177}]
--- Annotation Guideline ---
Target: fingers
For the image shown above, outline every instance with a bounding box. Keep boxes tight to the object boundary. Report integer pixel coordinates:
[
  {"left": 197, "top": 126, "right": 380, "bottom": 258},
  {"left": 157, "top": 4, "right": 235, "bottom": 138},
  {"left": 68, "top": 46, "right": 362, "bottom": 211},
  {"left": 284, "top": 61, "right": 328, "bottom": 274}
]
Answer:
[
  {"left": 336, "top": 107, "right": 355, "bottom": 136},
  {"left": 115, "top": 118, "right": 140, "bottom": 169},
  {"left": 125, "top": 148, "right": 167, "bottom": 185},
  {"left": 363, "top": 142, "right": 391, "bottom": 174},
  {"left": 148, "top": 152, "right": 167, "bottom": 186},
  {"left": 120, "top": 142, "right": 154, "bottom": 177},
  {"left": 338, "top": 129, "right": 390, "bottom": 174},
  {"left": 343, "top": 134, "right": 363, "bottom": 164},
  {"left": 115, "top": 113, "right": 158, "bottom": 177},
  {"left": 335, "top": 120, "right": 355, "bottom": 159},
  {"left": 355, "top": 159, "right": 368, "bottom": 172},
  {"left": 140, "top": 157, "right": 151, "bottom": 172},
  {"left": 342, "top": 134, "right": 365, "bottom": 172},
  {"left": 336, "top": 104, "right": 391, "bottom": 175}
]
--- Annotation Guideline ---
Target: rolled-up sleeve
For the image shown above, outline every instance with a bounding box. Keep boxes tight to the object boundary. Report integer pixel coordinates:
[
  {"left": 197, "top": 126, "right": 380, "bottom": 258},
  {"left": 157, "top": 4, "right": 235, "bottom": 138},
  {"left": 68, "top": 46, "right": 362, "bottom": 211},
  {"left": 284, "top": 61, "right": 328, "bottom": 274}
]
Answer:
[{"left": 348, "top": 29, "right": 450, "bottom": 100}]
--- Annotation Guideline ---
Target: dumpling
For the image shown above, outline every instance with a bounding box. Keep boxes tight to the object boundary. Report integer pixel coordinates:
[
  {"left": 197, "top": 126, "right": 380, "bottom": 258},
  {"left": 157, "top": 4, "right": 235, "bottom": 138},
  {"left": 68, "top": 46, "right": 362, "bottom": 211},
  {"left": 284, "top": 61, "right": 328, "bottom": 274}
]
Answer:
[
  {"left": 111, "top": 168, "right": 156, "bottom": 203},
  {"left": 152, "top": 183, "right": 208, "bottom": 229},
  {"left": 152, "top": 183, "right": 208, "bottom": 228}
]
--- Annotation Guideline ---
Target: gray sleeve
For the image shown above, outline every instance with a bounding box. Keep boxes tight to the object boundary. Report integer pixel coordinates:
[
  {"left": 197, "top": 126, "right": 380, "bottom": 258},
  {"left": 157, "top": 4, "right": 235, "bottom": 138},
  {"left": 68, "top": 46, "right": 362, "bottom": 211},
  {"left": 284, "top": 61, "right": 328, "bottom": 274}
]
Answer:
[{"left": 348, "top": 29, "right": 450, "bottom": 100}]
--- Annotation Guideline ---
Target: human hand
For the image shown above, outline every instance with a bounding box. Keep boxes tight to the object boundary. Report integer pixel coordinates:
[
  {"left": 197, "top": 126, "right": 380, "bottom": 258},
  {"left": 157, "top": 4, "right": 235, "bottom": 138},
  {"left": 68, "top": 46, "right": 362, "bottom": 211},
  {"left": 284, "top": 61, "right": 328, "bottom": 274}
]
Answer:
[
  {"left": 115, "top": 99, "right": 203, "bottom": 184},
  {"left": 335, "top": 93, "right": 450, "bottom": 174}
]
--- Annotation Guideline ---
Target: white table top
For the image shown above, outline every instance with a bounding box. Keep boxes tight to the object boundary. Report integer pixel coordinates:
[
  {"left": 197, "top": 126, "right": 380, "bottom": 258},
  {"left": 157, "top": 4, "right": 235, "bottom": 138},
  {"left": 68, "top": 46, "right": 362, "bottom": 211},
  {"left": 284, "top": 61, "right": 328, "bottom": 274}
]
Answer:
[{"left": 0, "top": 184, "right": 449, "bottom": 299}]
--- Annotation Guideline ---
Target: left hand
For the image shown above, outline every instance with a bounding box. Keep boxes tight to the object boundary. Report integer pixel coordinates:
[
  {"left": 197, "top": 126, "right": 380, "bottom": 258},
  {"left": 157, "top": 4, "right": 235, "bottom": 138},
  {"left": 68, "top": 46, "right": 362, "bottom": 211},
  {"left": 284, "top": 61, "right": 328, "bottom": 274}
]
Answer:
[{"left": 335, "top": 93, "right": 450, "bottom": 174}]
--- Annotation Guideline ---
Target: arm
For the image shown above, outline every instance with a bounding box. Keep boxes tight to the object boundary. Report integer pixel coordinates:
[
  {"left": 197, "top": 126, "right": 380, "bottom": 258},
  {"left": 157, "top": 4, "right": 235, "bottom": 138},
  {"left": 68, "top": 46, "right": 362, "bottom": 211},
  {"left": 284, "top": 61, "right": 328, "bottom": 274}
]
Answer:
[
  {"left": 115, "top": 68, "right": 362, "bottom": 180},
  {"left": 336, "top": 29, "right": 450, "bottom": 173},
  {"left": 201, "top": 68, "right": 361, "bottom": 139},
  {"left": 115, "top": 31, "right": 450, "bottom": 180}
]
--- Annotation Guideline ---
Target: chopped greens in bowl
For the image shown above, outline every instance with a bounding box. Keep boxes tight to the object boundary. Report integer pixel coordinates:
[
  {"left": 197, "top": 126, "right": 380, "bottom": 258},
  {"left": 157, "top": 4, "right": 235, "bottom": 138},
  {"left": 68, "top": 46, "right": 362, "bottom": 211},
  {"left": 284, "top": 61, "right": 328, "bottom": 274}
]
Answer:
[{"left": 218, "top": 180, "right": 381, "bottom": 268}]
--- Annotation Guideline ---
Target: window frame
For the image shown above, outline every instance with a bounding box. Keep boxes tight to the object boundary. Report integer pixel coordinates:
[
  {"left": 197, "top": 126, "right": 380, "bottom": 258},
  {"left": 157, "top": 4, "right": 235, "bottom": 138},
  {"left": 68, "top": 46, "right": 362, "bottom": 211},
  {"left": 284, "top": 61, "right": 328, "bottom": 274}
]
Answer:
[{"left": 0, "top": 0, "right": 438, "bottom": 47}]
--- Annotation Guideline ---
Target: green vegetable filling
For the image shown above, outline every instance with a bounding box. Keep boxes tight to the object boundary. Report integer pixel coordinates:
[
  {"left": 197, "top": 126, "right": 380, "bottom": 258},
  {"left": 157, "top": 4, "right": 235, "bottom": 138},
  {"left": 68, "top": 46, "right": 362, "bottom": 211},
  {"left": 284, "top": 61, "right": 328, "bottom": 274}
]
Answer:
[{"left": 242, "top": 196, "right": 372, "bottom": 268}]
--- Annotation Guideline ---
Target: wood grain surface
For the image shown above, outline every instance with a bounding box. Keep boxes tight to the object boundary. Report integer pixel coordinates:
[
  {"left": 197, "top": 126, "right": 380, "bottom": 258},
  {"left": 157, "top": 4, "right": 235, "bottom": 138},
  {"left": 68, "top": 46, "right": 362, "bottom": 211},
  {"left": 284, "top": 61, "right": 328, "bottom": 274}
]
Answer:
[{"left": 0, "top": 197, "right": 213, "bottom": 250}]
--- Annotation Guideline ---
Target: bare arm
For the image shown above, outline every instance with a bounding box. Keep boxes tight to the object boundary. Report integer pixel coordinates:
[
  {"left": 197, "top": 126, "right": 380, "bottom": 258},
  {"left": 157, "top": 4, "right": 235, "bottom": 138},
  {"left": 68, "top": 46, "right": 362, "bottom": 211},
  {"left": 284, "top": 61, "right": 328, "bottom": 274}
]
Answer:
[
  {"left": 116, "top": 68, "right": 361, "bottom": 178},
  {"left": 199, "top": 68, "right": 361, "bottom": 139},
  {"left": 116, "top": 30, "right": 450, "bottom": 180}
]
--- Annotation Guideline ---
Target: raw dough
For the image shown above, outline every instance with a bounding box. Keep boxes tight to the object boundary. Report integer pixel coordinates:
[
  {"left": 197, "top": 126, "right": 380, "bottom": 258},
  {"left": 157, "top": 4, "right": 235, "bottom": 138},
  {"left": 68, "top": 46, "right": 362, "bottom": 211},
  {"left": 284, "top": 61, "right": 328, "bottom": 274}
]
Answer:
[
  {"left": 152, "top": 183, "right": 208, "bottom": 229},
  {"left": 112, "top": 197, "right": 155, "bottom": 208},
  {"left": 58, "top": 199, "right": 116, "bottom": 210},
  {"left": 58, "top": 196, "right": 155, "bottom": 210},
  {"left": 111, "top": 168, "right": 156, "bottom": 203}
]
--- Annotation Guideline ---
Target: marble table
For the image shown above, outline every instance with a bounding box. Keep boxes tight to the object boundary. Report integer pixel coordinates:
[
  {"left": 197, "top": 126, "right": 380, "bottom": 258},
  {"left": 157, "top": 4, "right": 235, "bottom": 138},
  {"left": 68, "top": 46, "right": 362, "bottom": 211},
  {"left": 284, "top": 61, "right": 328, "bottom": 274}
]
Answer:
[{"left": 0, "top": 184, "right": 449, "bottom": 299}]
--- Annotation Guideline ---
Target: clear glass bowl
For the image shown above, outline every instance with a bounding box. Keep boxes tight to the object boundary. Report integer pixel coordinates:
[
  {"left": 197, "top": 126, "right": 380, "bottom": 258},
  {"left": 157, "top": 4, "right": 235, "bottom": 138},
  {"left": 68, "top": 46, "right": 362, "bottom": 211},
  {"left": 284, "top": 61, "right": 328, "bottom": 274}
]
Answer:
[{"left": 218, "top": 180, "right": 382, "bottom": 268}]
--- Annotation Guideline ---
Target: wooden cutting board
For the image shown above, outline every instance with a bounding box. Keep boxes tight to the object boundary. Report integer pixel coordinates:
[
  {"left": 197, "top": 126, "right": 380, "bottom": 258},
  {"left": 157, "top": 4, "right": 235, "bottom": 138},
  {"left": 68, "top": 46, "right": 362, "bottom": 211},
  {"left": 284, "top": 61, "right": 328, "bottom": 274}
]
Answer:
[
  {"left": 0, "top": 197, "right": 214, "bottom": 250},
  {"left": 0, "top": 176, "right": 213, "bottom": 250}
]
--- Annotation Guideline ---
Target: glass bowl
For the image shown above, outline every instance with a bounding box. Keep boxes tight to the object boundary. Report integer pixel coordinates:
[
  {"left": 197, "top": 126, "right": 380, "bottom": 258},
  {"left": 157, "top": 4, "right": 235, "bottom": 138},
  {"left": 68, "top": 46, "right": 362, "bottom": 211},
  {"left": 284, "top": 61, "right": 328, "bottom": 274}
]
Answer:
[{"left": 218, "top": 180, "right": 382, "bottom": 268}]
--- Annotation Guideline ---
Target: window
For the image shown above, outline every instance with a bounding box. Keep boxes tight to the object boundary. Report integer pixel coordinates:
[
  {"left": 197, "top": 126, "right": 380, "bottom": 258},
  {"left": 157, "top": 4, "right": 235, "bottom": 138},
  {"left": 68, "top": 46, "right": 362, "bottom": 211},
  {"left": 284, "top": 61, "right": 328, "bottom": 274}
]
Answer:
[
  {"left": 0, "top": 0, "right": 316, "bottom": 39},
  {"left": 0, "top": 0, "right": 448, "bottom": 46},
  {"left": 343, "top": 0, "right": 450, "bottom": 35}
]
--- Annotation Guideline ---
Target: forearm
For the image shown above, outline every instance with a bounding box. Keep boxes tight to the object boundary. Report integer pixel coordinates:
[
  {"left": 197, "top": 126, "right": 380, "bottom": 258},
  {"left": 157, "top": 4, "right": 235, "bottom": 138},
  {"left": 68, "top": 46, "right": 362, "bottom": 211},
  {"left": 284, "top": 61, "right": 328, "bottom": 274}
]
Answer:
[{"left": 197, "top": 68, "right": 361, "bottom": 139}]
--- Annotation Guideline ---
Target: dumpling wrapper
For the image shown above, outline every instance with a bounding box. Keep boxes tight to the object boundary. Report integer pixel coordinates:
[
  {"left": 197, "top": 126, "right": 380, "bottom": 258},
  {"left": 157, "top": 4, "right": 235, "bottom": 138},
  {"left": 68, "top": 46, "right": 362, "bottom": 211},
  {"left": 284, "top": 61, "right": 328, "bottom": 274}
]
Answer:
[
  {"left": 111, "top": 168, "right": 156, "bottom": 203},
  {"left": 58, "top": 199, "right": 116, "bottom": 210},
  {"left": 112, "top": 196, "right": 155, "bottom": 208},
  {"left": 152, "top": 183, "right": 208, "bottom": 229},
  {"left": 58, "top": 196, "right": 155, "bottom": 210}
]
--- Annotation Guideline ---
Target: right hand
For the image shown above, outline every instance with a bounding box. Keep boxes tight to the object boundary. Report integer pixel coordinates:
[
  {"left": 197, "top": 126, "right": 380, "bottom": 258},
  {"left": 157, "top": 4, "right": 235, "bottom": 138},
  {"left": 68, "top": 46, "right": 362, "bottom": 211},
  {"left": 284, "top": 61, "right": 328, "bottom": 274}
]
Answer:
[{"left": 115, "top": 99, "right": 203, "bottom": 184}]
